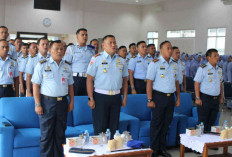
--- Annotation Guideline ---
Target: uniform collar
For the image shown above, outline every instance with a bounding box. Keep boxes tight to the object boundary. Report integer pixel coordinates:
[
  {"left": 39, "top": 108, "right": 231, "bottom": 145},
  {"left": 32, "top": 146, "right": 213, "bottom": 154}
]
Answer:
[
  {"left": 49, "top": 57, "right": 64, "bottom": 64},
  {"left": 0, "top": 56, "right": 10, "bottom": 61},
  {"left": 76, "top": 42, "right": 87, "bottom": 50},
  {"left": 160, "top": 55, "right": 172, "bottom": 64},
  {"left": 147, "top": 54, "right": 154, "bottom": 59},
  {"left": 38, "top": 52, "right": 50, "bottom": 59},
  {"left": 137, "top": 53, "right": 147, "bottom": 59},
  {"left": 207, "top": 62, "right": 218, "bottom": 70},
  {"left": 103, "top": 50, "right": 117, "bottom": 59}
]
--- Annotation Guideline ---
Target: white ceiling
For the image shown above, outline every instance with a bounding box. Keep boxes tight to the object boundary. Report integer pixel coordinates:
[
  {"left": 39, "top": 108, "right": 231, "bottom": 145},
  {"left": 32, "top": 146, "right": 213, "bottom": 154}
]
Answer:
[{"left": 93, "top": 0, "right": 165, "bottom": 5}]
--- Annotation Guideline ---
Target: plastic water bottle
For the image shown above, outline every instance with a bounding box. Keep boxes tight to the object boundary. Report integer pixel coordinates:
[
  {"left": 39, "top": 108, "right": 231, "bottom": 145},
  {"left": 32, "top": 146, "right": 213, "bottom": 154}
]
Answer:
[
  {"left": 200, "top": 122, "right": 204, "bottom": 134},
  {"left": 223, "top": 120, "right": 228, "bottom": 129},
  {"left": 83, "top": 130, "right": 89, "bottom": 144},
  {"left": 105, "top": 129, "right": 111, "bottom": 141},
  {"left": 114, "top": 130, "right": 120, "bottom": 139}
]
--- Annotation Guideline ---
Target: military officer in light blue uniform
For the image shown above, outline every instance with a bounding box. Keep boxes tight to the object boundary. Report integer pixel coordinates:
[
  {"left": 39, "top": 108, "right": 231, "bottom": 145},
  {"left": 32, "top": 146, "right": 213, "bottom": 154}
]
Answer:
[
  {"left": 128, "top": 41, "right": 151, "bottom": 94},
  {"left": 172, "top": 46, "right": 186, "bottom": 92},
  {"left": 26, "top": 37, "right": 50, "bottom": 97},
  {"left": 147, "top": 44, "right": 156, "bottom": 60},
  {"left": 64, "top": 28, "right": 95, "bottom": 96},
  {"left": 87, "top": 35, "right": 128, "bottom": 139},
  {"left": 194, "top": 49, "right": 223, "bottom": 132},
  {"left": 32, "top": 40, "right": 74, "bottom": 157},
  {"left": 0, "top": 39, "right": 19, "bottom": 98},
  {"left": 146, "top": 41, "right": 180, "bottom": 157},
  {"left": 0, "top": 26, "right": 17, "bottom": 60},
  {"left": 126, "top": 43, "right": 137, "bottom": 63},
  {"left": 14, "top": 38, "right": 23, "bottom": 59}
]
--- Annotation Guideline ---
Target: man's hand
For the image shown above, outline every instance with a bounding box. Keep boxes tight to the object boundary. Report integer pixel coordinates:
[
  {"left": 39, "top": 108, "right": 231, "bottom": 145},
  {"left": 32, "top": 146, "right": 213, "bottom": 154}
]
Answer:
[
  {"left": 195, "top": 99, "right": 202, "bottom": 106},
  {"left": 147, "top": 101, "right": 155, "bottom": 108},
  {"left": 68, "top": 102, "right": 74, "bottom": 112},
  {"left": 27, "top": 91, "right": 32, "bottom": 97},
  {"left": 122, "top": 97, "right": 127, "bottom": 107},
  {"left": 220, "top": 98, "right": 223, "bottom": 105},
  {"left": 20, "top": 86, "right": 25, "bottom": 96},
  {"left": 182, "top": 88, "right": 186, "bottom": 92},
  {"left": 175, "top": 99, "right": 180, "bottom": 107},
  {"left": 88, "top": 99, "right": 95, "bottom": 109},
  {"left": 131, "top": 89, "right": 137, "bottom": 94},
  {"left": 35, "top": 106, "right": 43, "bottom": 115}
]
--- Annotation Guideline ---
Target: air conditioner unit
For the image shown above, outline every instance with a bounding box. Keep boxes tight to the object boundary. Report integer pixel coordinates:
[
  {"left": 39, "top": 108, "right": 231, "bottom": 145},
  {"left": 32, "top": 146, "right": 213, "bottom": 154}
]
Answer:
[{"left": 221, "top": 0, "right": 232, "bottom": 5}]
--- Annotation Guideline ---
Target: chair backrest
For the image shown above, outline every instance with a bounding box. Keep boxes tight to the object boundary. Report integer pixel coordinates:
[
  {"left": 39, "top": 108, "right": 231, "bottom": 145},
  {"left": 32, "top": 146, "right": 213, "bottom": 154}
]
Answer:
[
  {"left": 174, "top": 92, "right": 194, "bottom": 117},
  {"left": 72, "top": 96, "right": 93, "bottom": 126},
  {"left": 121, "top": 94, "right": 151, "bottom": 121},
  {"left": 0, "top": 97, "right": 40, "bottom": 128}
]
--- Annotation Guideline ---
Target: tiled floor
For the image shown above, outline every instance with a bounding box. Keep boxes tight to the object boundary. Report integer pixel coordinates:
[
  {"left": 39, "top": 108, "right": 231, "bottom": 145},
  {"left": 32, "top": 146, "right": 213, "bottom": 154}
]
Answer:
[{"left": 166, "top": 105, "right": 232, "bottom": 157}]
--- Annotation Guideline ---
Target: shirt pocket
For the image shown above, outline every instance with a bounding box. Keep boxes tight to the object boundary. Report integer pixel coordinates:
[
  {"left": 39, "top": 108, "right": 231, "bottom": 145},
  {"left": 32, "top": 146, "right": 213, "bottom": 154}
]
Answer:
[
  {"left": 74, "top": 52, "right": 83, "bottom": 61},
  {"left": 61, "top": 73, "right": 70, "bottom": 85},
  {"left": 8, "top": 66, "right": 14, "bottom": 79},
  {"left": 43, "top": 72, "right": 54, "bottom": 79}
]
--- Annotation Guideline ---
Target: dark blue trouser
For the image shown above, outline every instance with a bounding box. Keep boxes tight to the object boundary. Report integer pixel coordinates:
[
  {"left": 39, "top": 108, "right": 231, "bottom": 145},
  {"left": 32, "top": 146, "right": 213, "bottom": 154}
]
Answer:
[
  {"left": 0, "top": 85, "right": 14, "bottom": 98},
  {"left": 134, "top": 79, "right": 146, "bottom": 94},
  {"left": 197, "top": 93, "right": 219, "bottom": 131},
  {"left": 150, "top": 91, "right": 175, "bottom": 152},
  {"left": 20, "top": 81, "right": 26, "bottom": 97},
  {"left": 92, "top": 92, "right": 121, "bottom": 139},
  {"left": 73, "top": 75, "right": 87, "bottom": 96},
  {"left": 39, "top": 95, "right": 68, "bottom": 157}
]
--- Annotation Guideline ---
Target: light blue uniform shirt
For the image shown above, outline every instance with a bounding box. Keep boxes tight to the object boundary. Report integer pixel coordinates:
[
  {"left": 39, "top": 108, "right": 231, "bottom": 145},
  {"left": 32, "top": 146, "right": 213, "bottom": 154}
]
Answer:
[
  {"left": 87, "top": 51, "right": 128, "bottom": 90},
  {"left": 128, "top": 53, "right": 152, "bottom": 80},
  {"left": 227, "top": 62, "right": 232, "bottom": 82},
  {"left": 0, "top": 56, "right": 19, "bottom": 84},
  {"left": 178, "top": 60, "right": 185, "bottom": 84},
  {"left": 146, "top": 55, "right": 179, "bottom": 93},
  {"left": 194, "top": 62, "right": 222, "bottom": 96},
  {"left": 31, "top": 58, "right": 74, "bottom": 97},
  {"left": 18, "top": 55, "right": 29, "bottom": 81},
  {"left": 17, "top": 51, "right": 22, "bottom": 59},
  {"left": 64, "top": 43, "right": 95, "bottom": 73},
  {"left": 8, "top": 43, "right": 17, "bottom": 60},
  {"left": 25, "top": 52, "right": 50, "bottom": 75}
]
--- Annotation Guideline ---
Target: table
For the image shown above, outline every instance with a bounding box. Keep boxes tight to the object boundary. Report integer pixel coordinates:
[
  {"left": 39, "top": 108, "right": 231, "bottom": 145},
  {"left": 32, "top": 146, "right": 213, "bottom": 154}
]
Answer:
[
  {"left": 64, "top": 144, "right": 153, "bottom": 157},
  {"left": 180, "top": 134, "right": 232, "bottom": 157}
]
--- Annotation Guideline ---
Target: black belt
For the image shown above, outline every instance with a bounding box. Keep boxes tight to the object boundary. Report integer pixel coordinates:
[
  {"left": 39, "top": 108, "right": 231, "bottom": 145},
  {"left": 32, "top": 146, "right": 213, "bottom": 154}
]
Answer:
[
  {"left": 134, "top": 79, "right": 147, "bottom": 82},
  {"left": 200, "top": 93, "right": 219, "bottom": 100},
  {"left": 41, "top": 94, "right": 68, "bottom": 101},
  {"left": 153, "top": 90, "right": 174, "bottom": 97},
  {"left": 0, "top": 84, "right": 11, "bottom": 88}
]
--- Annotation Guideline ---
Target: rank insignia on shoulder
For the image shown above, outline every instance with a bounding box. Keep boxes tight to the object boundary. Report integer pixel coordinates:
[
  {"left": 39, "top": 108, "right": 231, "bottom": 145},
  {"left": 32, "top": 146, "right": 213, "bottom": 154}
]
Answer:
[
  {"left": 31, "top": 55, "right": 37, "bottom": 58},
  {"left": 40, "top": 59, "right": 47, "bottom": 64},
  {"left": 201, "top": 64, "right": 207, "bottom": 68},
  {"left": 87, "top": 45, "right": 95, "bottom": 49},
  {"left": 94, "top": 53, "right": 100, "bottom": 58},
  {"left": 218, "top": 65, "right": 222, "bottom": 69},
  {"left": 65, "top": 60, "right": 71, "bottom": 65},
  {"left": 153, "top": 59, "right": 159, "bottom": 63},
  {"left": 132, "top": 56, "right": 136, "bottom": 58},
  {"left": 172, "top": 59, "right": 177, "bottom": 63}
]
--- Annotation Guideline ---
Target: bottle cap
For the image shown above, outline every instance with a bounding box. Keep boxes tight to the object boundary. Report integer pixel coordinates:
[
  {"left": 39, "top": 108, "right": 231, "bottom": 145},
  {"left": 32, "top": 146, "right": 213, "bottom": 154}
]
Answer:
[
  {"left": 107, "top": 129, "right": 110, "bottom": 131},
  {"left": 201, "top": 122, "right": 203, "bottom": 125}
]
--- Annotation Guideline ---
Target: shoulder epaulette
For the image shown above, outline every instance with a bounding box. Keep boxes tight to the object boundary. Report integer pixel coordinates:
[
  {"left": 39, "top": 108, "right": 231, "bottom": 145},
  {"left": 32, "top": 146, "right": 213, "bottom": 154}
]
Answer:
[
  {"left": 132, "top": 55, "right": 136, "bottom": 58},
  {"left": 94, "top": 53, "right": 100, "bottom": 58},
  {"left": 40, "top": 59, "right": 47, "bottom": 64},
  {"left": 65, "top": 60, "right": 71, "bottom": 65},
  {"left": 218, "top": 65, "right": 222, "bottom": 69},
  {"left": 31, "top": 55, "right": 37, "bottom": 58},
  {"left": 87, "top": 45, "right": 95, "bottom": 49},
  {"left": 153, "top": 59, "right": 159, "bottom": 63},
  {"left": 201, "top": 64, "right": 207, "bottom": 68}
]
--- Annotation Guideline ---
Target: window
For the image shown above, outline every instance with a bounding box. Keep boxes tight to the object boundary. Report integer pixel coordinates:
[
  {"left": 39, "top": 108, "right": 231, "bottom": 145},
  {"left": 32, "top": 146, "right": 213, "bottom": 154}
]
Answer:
[
  {"left": 147, "top": 32, "right": 158, "bottom": 48},
  {"left": 167, "top": 30, "right": 195, "bottom": 38},
  {"left": 9, "top": 34, "right": 16, "bottom": 40},
  {"left": 207, "top": 28, "right": 226, "bottom": 55}
]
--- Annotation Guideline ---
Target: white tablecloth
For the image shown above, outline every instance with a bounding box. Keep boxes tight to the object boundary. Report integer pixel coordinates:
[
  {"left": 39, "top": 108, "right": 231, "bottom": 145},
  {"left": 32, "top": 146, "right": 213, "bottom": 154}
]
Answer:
[
  {"left": 64, "top": 144, "right": 151, "bottom": 157},
  {"left": 180, "top": 134, "right": 232, "bottom": 153}
]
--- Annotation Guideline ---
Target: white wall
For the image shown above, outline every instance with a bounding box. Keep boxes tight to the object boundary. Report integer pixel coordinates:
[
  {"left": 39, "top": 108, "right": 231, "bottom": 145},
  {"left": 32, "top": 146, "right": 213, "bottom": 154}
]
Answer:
[
  {"left": 140, "top": 0, "right": 232, "bottom": 54},
  {"left": 0, "top": 0, "right": 141, "bottom": 48}
]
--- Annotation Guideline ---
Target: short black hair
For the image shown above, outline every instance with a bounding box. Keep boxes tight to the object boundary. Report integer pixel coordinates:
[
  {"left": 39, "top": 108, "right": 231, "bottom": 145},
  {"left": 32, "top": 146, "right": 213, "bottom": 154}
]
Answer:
[
  {"left": 90, "top": 39, "right": 98, "bottom": 45},
  {"left": 67, "top": 43, "right": 74, "bottom": 46},
  {"left": 22, "top": 43, "right": 28, "bottom": 47},
  {"left": 206, "top": 49, "right": 218, "bottom": 57},
  {"left": 118, "top": 46, "right": 127, "bottom": 51},
  {"left": 137, "top": 41, "right": 146, "bottom": 47},
  {"left": 0, "top": 26, "right": 8, "bottom": 32},
  {"left": 37, "top": 37, "right": 48, "bottom": 45},
  {"left": 129, "top": 43, "right": 136, "bottom": 49},
  {"left": 50, "top": 40, "right": 62, "bottom": 47},
  {"left": 14, "top": 37, "right": 22, "bottom": 41},
  {"left": 28, "top": 42, "right": 37, "bottom": 48},
  {"left": 76, "top": 28, "right": 87, "bottom": 35},
  {"left": 147, "top": 44, "right": 155, "bottom": 48},
  {"left": 172, "top": 46, "right": 179, "bottom": 50},
  {"left": 160, "top": 40, "right": 171, "bottom": 49},
  {"left": 102, "top": 35, "right": 115, "bottom": 42}
]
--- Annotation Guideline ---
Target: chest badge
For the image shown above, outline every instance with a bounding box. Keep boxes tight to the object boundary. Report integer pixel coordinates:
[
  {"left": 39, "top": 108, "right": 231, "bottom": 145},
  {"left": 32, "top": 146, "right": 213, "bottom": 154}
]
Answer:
[
  {"left": 161, "top": 74, "right": 164, "bottom": 78},
  {"left": 103, "top": 69, "right": 107, "bottom": 73}
]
